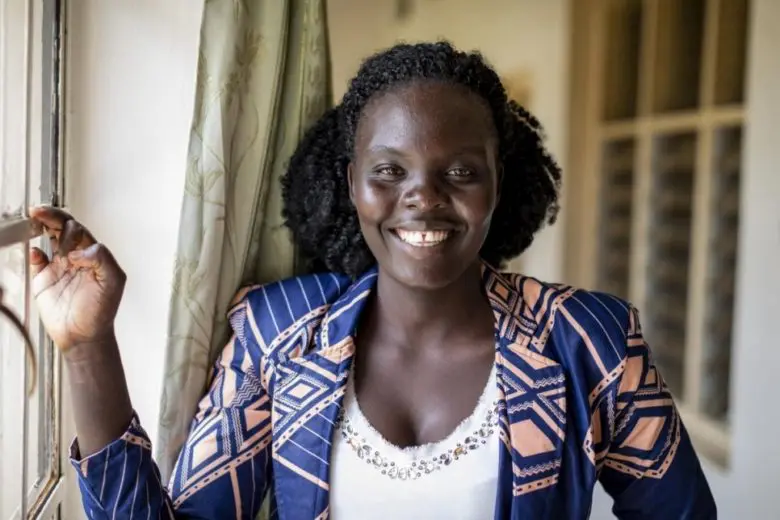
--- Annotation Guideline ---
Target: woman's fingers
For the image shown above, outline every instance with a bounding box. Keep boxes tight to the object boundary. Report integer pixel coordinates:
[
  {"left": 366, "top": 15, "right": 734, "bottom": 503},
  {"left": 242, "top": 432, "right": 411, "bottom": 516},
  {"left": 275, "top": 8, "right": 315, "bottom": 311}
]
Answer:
[
  {"left": 28, "top": 205, "right": 72, "bottom": 233},
  {"left": 29, "top": 247, "right": 60, "bottom": 299},
  {"left": 69, "top": 243, "right": 126, "bottom": 286},
  {"left": 28, "top": 206, "right": 125, "bottom": 292},
  {"left": 59, "top": 218, "right": 96, "bottom": 256},
  {"left": 29, "top": 205, "right": 97, "bottom": 256},
  {"left": 29, "top": 247, "right": 50, "bottom": 277}
]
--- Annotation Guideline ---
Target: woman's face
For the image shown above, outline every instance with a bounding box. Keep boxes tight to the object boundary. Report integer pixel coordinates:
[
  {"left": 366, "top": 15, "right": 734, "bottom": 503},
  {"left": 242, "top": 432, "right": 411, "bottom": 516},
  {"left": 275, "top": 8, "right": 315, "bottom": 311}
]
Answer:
[{"left": 348, "top": 81, "right": 501, "bottom": 289}]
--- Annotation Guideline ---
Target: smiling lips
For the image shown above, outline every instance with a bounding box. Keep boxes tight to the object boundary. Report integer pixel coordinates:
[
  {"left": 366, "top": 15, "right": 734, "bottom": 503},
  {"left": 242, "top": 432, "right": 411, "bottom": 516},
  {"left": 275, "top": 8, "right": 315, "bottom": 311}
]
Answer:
[{"left": 393, "top": 229, "right": 452, "bottom": 247}]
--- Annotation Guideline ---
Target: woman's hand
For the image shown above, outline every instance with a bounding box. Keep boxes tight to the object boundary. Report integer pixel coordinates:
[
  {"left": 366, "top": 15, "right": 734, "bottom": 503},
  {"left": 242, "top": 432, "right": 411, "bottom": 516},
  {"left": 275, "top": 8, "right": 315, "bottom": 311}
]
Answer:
[{"left": 28, "top": 206, "right": 126, "bottom": 355}]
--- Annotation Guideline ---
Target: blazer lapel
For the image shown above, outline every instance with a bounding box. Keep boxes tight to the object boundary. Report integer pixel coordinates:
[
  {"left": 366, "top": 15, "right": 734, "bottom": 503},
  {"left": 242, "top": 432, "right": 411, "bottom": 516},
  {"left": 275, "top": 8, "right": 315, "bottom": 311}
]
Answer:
[
  {"left": 271, "top": 269, "right": 377, "bottom": 519},
  {"left": 269, "top": 263, "right": 567, "bottom": 519},
  {"left": 482, "top": 264, "right": 567, "bottom": 519}
]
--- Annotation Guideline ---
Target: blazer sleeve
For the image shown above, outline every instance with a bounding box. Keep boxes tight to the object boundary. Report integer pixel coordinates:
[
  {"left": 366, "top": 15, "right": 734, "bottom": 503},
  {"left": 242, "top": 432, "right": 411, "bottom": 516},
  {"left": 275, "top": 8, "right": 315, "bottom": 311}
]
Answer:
[
  {"left": 598, "top": 305, "right": 717, "bottom": 520},
  {"left": 70, "top": 295, "right": 273, "bottom": 520}
]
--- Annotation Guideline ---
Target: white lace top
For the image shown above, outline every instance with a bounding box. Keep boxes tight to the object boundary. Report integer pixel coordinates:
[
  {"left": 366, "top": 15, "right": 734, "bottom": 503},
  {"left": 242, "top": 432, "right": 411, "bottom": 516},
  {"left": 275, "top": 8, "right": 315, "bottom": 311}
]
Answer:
[{"left": 329, "top": 366, "right": 500, "bottom": 519}]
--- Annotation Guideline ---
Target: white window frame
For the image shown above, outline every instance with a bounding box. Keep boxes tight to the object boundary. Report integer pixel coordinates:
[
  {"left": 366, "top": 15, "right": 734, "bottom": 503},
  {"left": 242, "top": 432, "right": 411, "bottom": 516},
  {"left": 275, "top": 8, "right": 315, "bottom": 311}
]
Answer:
[
  {"left": 0, "top": 0, "right": 66, "bottom": 518},
  {"left": 566, "top": 0, "right": 749, "bottom": 467}
]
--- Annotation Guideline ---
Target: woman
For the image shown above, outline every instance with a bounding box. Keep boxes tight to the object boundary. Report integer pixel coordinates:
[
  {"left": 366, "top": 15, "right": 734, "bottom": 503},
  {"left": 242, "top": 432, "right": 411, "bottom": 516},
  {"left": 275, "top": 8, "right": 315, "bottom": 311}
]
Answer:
[{"left": 30, "top": 42, "right": 715, "bottom": 519}]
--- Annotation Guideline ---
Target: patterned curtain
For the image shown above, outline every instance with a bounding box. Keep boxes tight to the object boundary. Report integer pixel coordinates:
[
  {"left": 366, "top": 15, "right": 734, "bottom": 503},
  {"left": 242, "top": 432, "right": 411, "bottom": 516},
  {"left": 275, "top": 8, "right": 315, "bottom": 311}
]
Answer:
[{"left": 155, "top": 0, "right": 331, "bottom": 482}]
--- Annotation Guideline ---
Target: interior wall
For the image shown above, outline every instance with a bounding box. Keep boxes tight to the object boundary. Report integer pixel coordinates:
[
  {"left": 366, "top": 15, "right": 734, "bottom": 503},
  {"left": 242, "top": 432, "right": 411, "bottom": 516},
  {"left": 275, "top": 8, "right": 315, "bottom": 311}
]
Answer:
[
  {"left": 717, "top": 0, "right": 780, "bottom": 516},
  {"left": 60, "top": 1, "right": 202, "bottom": 517},
  {"left": 328, "top": 0, "right": 571, "bottom": 283}
]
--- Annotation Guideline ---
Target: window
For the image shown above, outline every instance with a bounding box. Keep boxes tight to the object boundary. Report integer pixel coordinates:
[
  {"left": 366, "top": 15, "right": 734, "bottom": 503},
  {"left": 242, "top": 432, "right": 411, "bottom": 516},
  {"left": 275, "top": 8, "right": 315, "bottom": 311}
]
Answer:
[
  {"left": 0, "top": 0, "right": 65, "bottom": 518},
  {"left": 568, "top": 0, "right": 750, "bottom": 466}
]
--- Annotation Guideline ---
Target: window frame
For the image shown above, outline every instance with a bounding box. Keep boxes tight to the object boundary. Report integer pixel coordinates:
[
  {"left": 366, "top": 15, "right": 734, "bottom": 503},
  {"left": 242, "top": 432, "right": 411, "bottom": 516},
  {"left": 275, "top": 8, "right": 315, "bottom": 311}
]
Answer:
[
  {"left": 0, "top": 0, "right": 66, "bottom": 518},
  {"left": 566, "top": 0, "right": 749, "bottom": 468}
]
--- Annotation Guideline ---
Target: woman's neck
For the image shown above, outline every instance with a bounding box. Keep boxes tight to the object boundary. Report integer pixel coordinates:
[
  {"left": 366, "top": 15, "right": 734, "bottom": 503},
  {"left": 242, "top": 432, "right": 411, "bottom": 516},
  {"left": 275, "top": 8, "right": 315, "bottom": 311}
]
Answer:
[{"left": 366, "top": 261, "right": 495, "bottom": 351}]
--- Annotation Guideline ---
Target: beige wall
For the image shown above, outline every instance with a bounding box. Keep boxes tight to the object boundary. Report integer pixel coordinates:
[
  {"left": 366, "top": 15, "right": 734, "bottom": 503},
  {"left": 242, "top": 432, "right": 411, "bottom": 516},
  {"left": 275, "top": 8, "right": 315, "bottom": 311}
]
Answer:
[
  {"left": 328, "top": 0, "right": 571, "bottom": 283},
  {"left": 714, "top": 0, "right": 780, "bottom": 516},
  {"left": 61, "top": 2, "right": 202, "bottom": 517}
]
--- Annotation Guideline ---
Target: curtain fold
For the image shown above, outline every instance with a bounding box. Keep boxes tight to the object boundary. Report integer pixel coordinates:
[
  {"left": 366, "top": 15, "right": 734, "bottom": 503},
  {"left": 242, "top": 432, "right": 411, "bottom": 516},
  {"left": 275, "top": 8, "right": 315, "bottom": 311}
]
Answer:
[{"left": 156, "top": 0, "right": 331, "bottom": 482}]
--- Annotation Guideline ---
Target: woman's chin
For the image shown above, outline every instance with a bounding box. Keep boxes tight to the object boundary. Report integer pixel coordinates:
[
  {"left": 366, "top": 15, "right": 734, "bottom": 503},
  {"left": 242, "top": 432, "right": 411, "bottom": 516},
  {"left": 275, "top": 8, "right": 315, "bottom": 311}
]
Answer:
[{"left": 380, "top": 254, "right": 479, "bottom": 292}]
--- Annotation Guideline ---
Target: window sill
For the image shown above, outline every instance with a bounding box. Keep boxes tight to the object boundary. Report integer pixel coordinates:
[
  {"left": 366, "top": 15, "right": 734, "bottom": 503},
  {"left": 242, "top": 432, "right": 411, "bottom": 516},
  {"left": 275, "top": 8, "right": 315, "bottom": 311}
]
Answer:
[{"left": 0, "top": 217, "right": 42, "bottom": 249}]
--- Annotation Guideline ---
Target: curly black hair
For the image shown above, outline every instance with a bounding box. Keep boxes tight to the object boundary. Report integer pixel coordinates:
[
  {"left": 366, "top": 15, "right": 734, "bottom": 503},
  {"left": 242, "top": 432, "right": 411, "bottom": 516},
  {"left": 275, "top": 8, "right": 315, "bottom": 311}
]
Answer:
[{"left": 281, "top": 41, "right": 562, "bottom": 278}]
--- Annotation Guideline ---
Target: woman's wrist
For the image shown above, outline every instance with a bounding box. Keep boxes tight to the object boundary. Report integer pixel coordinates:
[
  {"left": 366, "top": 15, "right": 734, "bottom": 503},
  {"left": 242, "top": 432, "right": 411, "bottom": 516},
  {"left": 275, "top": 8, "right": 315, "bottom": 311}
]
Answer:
[
  {"left": 62, "top": 329, "right": 120, "bottom": 367},
  {"left": 63, "top": 330, "right": 134, "bottom": 456}
]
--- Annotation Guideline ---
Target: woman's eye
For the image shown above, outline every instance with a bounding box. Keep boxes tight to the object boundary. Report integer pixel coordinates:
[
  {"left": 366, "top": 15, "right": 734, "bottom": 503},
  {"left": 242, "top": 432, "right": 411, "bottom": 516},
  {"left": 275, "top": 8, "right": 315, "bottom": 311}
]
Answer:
[
  {"left": 375, "top": 165, "right": 403, "bottom": 177},
  {"left": 447, "top": 167, "right": 474, "bottom": 178}
]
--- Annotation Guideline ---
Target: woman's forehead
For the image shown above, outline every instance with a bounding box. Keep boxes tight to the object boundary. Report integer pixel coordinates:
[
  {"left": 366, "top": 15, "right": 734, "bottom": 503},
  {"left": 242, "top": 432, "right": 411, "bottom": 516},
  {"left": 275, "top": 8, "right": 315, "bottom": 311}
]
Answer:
[{"left": 355, "top": 81, "right": 497, "bottom": 152}]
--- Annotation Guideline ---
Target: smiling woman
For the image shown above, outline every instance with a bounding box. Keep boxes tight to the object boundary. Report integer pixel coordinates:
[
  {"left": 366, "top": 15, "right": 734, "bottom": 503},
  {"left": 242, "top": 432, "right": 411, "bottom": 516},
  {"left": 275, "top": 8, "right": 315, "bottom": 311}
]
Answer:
[
  {"left": 39, "top": 40, "right": 715, "bottom": 520},
  {"left": 346, "top": 82, "right": 501, "bottom": 289},
  {"left": 281, "top": 45, "right": 561, "bottom": 282}
]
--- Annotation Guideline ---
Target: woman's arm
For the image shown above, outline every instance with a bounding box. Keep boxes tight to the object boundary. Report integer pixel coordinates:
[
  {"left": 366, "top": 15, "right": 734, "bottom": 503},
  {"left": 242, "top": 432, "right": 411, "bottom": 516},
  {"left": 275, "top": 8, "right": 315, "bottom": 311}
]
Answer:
[
  {"left": 63, "top": 335, "right": 133, "bottom": 458},
  {"left": 598, "top": 305, "right": 717, "bottom": 520},
  {"left": 71, "top": 331, "right": 272, "bottom": 520},
  {"left": 29, "top": 206, "right": 271, "bottom": 519}
]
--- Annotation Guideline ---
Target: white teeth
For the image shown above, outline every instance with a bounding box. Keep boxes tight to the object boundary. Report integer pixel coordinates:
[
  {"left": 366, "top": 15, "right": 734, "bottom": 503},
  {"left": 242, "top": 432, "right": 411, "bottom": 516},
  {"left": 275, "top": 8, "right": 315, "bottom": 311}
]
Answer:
[{"left": 395, "top": 229, "right": 451, "bottom": 247}]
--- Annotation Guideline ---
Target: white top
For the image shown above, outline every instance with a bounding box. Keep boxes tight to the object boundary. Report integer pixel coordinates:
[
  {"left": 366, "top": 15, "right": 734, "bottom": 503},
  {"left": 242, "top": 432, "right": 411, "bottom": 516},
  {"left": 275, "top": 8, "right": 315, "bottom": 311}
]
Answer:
[{"left": 329, "top": 365, "right": 500, "bottom": 520}]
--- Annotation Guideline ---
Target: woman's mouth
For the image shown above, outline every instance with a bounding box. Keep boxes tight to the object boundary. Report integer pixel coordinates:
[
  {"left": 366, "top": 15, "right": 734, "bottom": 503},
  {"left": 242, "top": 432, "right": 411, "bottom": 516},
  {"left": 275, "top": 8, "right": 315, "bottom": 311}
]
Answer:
[{"left": 392, "top": 229, "right": 452, "bottom": 247}]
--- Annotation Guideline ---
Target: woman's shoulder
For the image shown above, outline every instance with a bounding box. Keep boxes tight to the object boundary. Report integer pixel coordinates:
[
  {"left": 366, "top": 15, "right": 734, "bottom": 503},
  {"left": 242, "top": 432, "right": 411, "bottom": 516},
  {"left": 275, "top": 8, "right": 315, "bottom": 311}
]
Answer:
[
  {"left": 500, "top": 271, "right": 640, "bottom": 399},
  {"left": 231, "top": 271, "right": 354, "bottom": 308},
  {"left": 226, "top": 271, "right": 354, "bottom": 349},
  {"left": 502, "top": 269, "right": 631, "bottom": 317},
  {"left": 500, "top": 269, "right": 636, "bottom": 355}
]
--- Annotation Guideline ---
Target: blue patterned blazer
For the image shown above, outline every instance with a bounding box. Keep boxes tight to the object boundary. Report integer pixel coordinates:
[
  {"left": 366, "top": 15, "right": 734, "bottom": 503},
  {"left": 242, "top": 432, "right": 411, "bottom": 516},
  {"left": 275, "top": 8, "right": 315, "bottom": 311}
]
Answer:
[{"left": 71, "top": 262, "right": 716, "bottom": 519}]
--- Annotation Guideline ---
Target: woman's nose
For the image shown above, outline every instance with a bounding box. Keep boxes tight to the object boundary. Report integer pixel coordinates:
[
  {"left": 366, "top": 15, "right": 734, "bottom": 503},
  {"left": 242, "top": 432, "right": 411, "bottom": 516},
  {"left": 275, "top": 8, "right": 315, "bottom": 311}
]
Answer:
[{"left": 402, "top": 175, "right": 448, "bottom": 212}]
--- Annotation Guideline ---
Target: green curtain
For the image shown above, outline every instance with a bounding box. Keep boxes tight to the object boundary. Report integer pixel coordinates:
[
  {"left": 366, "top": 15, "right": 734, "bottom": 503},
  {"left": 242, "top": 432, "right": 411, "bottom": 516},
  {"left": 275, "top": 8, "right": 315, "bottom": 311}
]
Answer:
[{"left": 155, "top": 0, "right": 331, "bottom": 485}]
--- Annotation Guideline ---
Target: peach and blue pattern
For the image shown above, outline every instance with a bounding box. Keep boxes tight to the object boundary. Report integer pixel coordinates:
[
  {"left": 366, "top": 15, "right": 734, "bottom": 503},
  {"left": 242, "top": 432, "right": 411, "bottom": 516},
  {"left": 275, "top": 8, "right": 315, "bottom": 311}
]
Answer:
[{"left": 70, "top": 262, "right": 715, "bottom": 519}]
